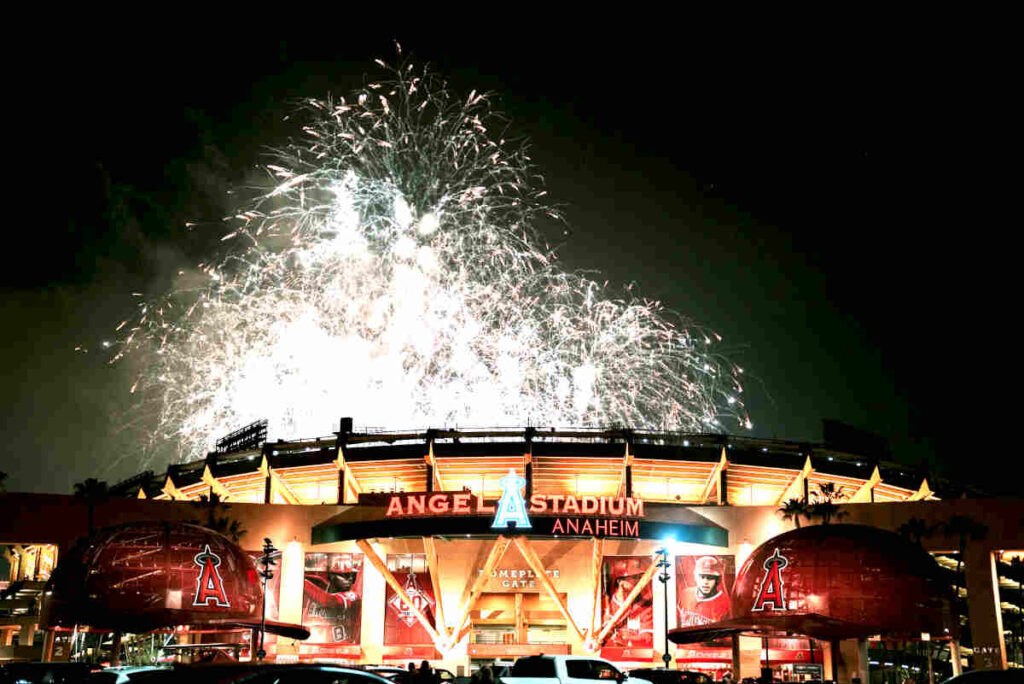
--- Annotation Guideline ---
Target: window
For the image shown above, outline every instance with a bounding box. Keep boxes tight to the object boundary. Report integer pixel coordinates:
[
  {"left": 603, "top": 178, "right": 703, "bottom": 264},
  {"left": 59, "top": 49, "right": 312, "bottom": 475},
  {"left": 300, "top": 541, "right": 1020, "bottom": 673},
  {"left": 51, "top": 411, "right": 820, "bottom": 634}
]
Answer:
[
  {"left": 565, "top": 661, "right": 620, "bottom": 681},
  {"left": 509, "top": 658, "right": 556, "bottom": 678}
]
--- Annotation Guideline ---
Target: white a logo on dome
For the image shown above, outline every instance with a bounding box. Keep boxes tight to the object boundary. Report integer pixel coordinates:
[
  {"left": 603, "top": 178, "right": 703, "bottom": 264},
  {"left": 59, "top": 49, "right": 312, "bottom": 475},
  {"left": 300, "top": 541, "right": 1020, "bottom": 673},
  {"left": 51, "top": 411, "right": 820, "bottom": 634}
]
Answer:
[{"left": 492, "top": 470, "right": 531, "bottom": 529}]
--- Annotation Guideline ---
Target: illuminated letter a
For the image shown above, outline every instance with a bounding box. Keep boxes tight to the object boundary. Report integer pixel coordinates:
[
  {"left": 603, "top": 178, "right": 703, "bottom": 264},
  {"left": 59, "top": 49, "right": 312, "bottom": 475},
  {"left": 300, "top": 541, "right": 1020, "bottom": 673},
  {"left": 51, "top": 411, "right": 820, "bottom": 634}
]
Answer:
[
  {"left": 751, "top": 548, "right": 788, "bottom": 612},
  {"left": 193, "top": 544, "right": 231, "bottom": 607},
  {"left": 492, "top": 470, "right": 531, "bottom": 529}
]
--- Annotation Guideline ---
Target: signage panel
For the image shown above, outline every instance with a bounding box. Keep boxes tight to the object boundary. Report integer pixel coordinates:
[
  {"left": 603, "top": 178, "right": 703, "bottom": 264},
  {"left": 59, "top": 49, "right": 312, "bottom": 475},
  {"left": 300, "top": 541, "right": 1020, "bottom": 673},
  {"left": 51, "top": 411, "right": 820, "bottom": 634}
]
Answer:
[
  {"left": 384, "top": 554, "right": 438, "bottom": 647},
  {"left": 676, "top": 554, "right": 734, "bottom": 627},
  {"left": 303, "top": 552, "right": 364, "bottom": 646},
  {"left": 600, "top": 556, "right": 654, "bottom": 661}
]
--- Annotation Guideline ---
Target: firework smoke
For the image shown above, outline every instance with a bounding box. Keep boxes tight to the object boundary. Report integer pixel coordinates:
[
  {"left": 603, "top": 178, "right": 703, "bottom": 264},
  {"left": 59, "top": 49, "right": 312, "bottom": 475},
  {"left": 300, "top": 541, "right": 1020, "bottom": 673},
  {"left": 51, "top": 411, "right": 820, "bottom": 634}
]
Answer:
[{"left": 111, "top": 57, "right": 751, "bottom": 465}]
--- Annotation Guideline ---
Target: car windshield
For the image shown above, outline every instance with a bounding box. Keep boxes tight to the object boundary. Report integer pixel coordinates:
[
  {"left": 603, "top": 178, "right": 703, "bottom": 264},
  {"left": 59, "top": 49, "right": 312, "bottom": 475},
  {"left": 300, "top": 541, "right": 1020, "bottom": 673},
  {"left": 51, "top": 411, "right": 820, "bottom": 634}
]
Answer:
[{"left": 509, "top": 659, "right": 556, "bottom": 678}]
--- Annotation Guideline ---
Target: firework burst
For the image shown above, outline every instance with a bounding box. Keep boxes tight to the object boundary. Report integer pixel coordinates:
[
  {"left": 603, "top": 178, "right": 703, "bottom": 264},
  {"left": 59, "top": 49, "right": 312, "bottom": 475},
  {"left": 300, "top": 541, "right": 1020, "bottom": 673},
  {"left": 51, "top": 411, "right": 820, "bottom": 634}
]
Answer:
[{"left": 111, "top": 57, "right": 751, "bottom": 466}]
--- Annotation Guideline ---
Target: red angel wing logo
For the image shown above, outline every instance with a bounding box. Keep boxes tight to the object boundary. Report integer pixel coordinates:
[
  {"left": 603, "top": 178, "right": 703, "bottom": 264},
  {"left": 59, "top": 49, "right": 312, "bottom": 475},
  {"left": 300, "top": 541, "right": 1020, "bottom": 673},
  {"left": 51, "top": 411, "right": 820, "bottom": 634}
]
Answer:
[{"left": 193, "top": 544, "right": 231, "bottom": 608}]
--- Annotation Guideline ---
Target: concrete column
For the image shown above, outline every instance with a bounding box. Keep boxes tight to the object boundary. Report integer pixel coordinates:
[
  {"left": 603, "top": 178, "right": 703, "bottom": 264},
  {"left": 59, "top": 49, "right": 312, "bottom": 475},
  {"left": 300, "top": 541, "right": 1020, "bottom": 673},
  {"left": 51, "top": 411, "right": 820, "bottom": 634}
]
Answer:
[
  {"left": 42, "top": 630, "right": 55, "bottom": 662},
  {"left": 950, "top": 640, "right": 963, "bottom": 676},
  {"left": 276, "top": 540, "right": 305, "bottom": 659},
  {"left": 19, "top": 622, "right": 35, "bottom": 647},
  {"left": 732, "top": 634, "right": 760, "bottom": 680},
  {"left": 965, "top": 546, "right": 1007, "bottom": 670},
  {"left": 820, "top": 640, "right": 834, "bottom": 682},
  {"left": 837, "top": 638, "right": 869, "bottom": 683}
]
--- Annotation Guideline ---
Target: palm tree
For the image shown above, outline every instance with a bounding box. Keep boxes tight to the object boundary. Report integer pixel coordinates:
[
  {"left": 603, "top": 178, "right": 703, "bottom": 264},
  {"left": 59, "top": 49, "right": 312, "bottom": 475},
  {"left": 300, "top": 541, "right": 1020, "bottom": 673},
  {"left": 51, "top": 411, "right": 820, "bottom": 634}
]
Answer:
[
  {"left": 941, "top": 515, "right": 989, "bottom": 595},
  {"left": 778, "top": 497, "right": 808, "bottom": 529},
  {"left": 192, "top": 491, "right": 227, "bottom": 529},
  {"left": 191, "top": 492, "right": 246, "bottom": 542},
  {"left": 806, "top": 482, "right": 848, "bottom": 525},
  {"left": 73, "top": 478, "right": 109, "bottom": 536},
  {"left": 208, "top": 516, "right": 247, "bottom": 543},
  {"left": 897, "top": 517, "right": 935, "bottom": 546}
]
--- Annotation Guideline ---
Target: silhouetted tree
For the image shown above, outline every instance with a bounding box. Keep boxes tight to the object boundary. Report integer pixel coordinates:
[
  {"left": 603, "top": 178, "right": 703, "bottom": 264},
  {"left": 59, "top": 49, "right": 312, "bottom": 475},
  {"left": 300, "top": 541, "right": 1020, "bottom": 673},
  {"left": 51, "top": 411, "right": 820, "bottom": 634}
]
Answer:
[
  {"left": 191, "top": 491, "right": 246, "bottom": 542},
  {"left": 806, "top": 482, "right": 848, "bottom": 525},
  {"left": 941, "top": 515, "right": 989, "bottom": 594},
  {"left": 0, "top": 471, "right": 8, "bottom": 494},
  {"left": 897, "top": 517, "right": 936, "bottom": 546},
  {"left": 778, "top": 497, "right": 808, "bottom": 529},
  {"left": 73, "top": 478, "right": 109, "bottom": 535}
]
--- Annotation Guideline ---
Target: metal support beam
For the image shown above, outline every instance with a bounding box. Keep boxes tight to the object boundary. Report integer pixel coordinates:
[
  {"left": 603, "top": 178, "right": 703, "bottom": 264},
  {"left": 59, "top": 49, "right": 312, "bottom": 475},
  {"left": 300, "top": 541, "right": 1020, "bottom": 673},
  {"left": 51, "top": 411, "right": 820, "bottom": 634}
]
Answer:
[
  {"left": 202, "top": 465, "right": 232, "bottom": 502},
  {"left": 514, "top": 537, "right": 585, "bottom": 642},
  {"left": 777, "top": 456, "right": 814, "bottom": 505},
  {"left": 422, "top": 537, "right": 448, "bottom": 642},
  {"left": 589, "top": 538, "right": 605, "bottom": 642},
  {"left": 356, "top": 539, "right": 445, "bottom": 647},
  {"left": 908, "top": 478, "right": 934, "bottom": 501},
  {"left": 161, "top": 475, "right": 187, "bottom": 501},
  {"left": 595, "top": 552, "right": 661, "bottom": 646},
  {"left": 448, "top": 536, "right": 512, "bottom": 646},
  {"left": 849, "top": 466, "right": 881, "bottom": 503},
  {"left": 334, "top": 446, "right": 362, "bottom": 504},
  {"left": 259, "top": 456, "right": 303, "bottom": 505},
  {"left": 700, "top": 449, "right": 728, "bottom": 504}
]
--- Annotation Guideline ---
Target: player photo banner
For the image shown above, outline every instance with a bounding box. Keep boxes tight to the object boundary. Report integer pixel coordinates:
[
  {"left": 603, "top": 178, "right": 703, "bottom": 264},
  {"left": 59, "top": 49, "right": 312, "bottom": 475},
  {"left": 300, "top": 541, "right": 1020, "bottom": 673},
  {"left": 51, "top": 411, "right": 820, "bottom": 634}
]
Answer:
[
  {"left": 601, "top": 556, "right": 654, "bottom": 660},
  {"left": 676, "top": 554, "right": 734, "bottom": 627},
  {"left": 384, "top": 554, "right": 438, "bottom": 646},
  {"left": 303, "top": 552, "right": 364, "bottom": 644}
]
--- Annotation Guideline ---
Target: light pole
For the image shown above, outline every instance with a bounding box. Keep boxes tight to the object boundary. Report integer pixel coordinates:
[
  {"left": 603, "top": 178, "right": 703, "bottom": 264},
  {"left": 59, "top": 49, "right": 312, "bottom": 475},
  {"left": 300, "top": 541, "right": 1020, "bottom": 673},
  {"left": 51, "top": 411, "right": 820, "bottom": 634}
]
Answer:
[
  {"left": 258, "top": 537, "right": 278, "bottom": 662},
  {"left": 656, "top": 546, "right": 672, "bottom": 669}
]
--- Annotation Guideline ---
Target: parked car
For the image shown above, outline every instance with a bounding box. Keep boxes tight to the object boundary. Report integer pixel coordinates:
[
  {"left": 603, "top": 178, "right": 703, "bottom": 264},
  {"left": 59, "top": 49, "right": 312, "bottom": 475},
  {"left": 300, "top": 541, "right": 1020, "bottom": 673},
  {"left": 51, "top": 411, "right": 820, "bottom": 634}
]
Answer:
[
  {"left": 940, "top": 672, "right": 1022, "bottom": 683},
  {"left": 0, "top": 662, "right": 101, "bottom": 684},
  {"left": 501, "top": 655, "right": 624, "bottom": 684},
  {"left": 627, "top": 669, "right": 711, "bottom": 684},
  {"left": 87, "top": 667, "right": 174, "bottom": 684},
  {"left": 138, "top": 664, "right": 397, "bottom": 684}
]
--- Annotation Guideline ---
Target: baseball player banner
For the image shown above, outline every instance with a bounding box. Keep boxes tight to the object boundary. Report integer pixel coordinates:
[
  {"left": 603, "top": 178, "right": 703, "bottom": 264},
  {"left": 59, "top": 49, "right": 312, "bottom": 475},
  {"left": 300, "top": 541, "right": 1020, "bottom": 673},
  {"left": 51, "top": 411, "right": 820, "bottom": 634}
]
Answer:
[
  {"left": 384, "top": 554, "right": 438, "bottom": 646},
  {"left": 601, "top": 556, "right": 654, "bottom": 650},
  {"left": 303, "top": 552, "right": 364, "bottom": 644},
  {"left": 676, "top": 554, "right": 734, "bottom": 627}
]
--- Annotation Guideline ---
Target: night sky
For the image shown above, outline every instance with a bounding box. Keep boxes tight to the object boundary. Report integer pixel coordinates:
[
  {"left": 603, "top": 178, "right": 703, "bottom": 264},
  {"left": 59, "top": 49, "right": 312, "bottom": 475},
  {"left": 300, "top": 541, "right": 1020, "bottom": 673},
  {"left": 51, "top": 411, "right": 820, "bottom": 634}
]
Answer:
[{"left": 2, "top": 21, "right": 1005, "bottom": 495}]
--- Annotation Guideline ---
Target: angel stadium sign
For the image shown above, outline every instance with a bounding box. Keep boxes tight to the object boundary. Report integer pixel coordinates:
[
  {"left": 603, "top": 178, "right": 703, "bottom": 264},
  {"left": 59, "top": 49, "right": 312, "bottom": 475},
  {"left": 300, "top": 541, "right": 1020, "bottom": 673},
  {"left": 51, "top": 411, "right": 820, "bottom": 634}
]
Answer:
[{"left": 384, "top": 471, "right": 644, "bottom": 538}]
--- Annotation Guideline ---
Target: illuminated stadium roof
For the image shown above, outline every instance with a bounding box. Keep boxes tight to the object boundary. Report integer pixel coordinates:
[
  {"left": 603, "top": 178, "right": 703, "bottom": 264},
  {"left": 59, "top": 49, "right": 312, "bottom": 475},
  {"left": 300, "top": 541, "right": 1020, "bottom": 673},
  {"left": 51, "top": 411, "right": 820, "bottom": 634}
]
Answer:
[{"left": 110, "top": 426, "right": 939, "bottom": 507}]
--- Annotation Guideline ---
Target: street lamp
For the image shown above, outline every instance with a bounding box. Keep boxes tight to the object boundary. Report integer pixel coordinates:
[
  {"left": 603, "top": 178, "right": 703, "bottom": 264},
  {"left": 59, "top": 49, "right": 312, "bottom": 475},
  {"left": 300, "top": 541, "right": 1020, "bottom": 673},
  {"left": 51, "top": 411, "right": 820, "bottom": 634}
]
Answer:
[
  {"left": 656, "top": 546, "right": 672, "bottom": 669},
  {"left": 257, "top": 537, "right": 278, "bottom": 661}
]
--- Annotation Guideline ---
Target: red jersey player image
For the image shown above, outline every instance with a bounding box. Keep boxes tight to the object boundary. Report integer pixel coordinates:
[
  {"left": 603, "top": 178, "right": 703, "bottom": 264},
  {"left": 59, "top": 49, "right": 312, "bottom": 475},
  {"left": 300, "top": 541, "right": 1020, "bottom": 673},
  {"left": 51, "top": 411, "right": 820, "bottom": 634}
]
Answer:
[
  {"left": 676, "top": 555, "right": 733, "bottom": 627},
  {"left": 602, "top": 556, "right": 654, "bottom": 648}
]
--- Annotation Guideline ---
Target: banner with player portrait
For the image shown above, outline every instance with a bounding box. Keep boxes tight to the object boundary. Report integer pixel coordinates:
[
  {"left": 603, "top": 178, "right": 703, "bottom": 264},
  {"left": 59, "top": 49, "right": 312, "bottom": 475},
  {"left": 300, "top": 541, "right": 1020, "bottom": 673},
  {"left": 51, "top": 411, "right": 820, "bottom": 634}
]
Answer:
[
  {"left": 601, "top": 555, "right": 654, "bottom": 661},
  {"left": 303, "top": 552, "right": 364, "bottom": 645},
  {"left": 384, "top": 554, "right": 438, "bottom": 647},
  {"left": 676, "top": 554, "right": 734, "bottom": 627}
]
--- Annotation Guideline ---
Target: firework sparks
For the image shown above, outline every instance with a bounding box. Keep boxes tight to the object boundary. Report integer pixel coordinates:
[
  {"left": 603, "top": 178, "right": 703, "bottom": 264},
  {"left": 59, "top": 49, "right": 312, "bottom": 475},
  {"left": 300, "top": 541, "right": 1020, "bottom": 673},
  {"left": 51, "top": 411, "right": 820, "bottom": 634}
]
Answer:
[{"left": 112, "top": 59, "right": 751, "bottom": 465}]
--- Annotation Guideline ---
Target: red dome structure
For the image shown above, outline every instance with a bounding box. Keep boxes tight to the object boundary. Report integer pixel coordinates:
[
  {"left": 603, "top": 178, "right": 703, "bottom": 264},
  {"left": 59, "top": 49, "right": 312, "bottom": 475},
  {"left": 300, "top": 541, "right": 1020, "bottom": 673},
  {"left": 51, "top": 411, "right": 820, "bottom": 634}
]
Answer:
[
  {"left": 41, "top": 522, "right": 307, "bottom": 639},
  {"left": 670, "top": 524, "right": 956, "bottom": 643}
]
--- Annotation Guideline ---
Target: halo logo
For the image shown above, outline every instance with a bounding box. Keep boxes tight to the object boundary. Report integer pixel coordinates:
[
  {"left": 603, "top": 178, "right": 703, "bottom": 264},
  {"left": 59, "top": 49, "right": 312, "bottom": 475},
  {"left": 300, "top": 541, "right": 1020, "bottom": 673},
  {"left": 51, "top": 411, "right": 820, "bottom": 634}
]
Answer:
[
  {"left": 193, "top": 544, "right": 231, "bottom": 607},
  {"left": 751, "top": 548, "right": 788, "bottom": 612},
  {"left": 491, "top": 470, "right": 531, "bottom": 529}
]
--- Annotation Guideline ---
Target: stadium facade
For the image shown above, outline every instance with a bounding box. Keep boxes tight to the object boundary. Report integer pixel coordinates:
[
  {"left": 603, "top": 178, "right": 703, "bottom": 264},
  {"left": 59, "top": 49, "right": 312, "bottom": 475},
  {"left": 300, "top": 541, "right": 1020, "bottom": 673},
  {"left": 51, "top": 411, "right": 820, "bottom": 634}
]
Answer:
[{"left": 1, "top": 422, "right": 1022, "bottom": 680}]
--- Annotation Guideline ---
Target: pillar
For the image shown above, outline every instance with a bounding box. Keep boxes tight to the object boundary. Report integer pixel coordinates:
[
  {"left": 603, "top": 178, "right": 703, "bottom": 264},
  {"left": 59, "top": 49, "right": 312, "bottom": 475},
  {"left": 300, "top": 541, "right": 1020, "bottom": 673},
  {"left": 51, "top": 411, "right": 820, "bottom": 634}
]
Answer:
[
  {"left": 276, "top": 540, "right": 305, "bottom": 660},
  {"left": 950, "top": 639, "right": 963, "bottom": 676},
  {"left": 732, "top": 635, "right": 761, "bottom": 680},
  {"left": 42, "top": 630, "right": 55, "bottom": 662},
  {"left": 965, "top": 546, "right": 1007, "bottom": 670},
  {"left": 820, "top": 641, "right": 834, "bottom": 682},
  {"left": 19, "top": 622, "right": 35, "bottom": 648},
  {"left": 837, "top": 638, "right": 869, "bottom": 683}
]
